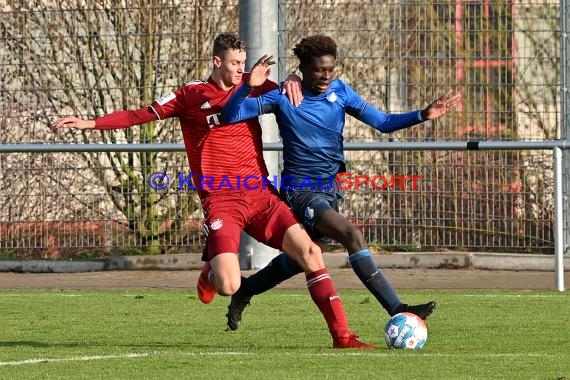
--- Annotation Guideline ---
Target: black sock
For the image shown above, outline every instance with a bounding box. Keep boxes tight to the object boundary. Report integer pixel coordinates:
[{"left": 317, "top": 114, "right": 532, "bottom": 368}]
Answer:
[{"left": 239, "top": 252, "right": 302, "bottom": 297}]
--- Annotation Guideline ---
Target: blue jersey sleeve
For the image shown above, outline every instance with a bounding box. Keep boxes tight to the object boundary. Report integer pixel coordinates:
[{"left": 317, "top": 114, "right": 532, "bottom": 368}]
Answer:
[
  {"left": 342, "top": 82, "right": 425, "bottom": 133},
  {"left": 222, "top": 83, "right": 280, "bottom": 123}
]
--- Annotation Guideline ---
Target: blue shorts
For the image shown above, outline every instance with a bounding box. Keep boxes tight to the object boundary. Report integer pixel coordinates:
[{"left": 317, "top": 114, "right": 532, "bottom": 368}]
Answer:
[{"left": 280, "top": 188, "right": 342, "bottom": 245}]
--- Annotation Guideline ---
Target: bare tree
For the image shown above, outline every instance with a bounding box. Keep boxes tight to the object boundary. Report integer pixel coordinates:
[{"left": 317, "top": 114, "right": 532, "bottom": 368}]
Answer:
[{"left": 0, "top": 0, "right": 238, "bottom": 255}]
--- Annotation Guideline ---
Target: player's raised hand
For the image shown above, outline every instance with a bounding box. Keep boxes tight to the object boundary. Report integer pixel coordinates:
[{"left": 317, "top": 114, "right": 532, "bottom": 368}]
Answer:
[
  {"left": 248, "top": 54, "right": 275, "bottom": 88},
  {"left": 50, "top": 116, "right": 96, "bottom": 130},
  {"left": 421, "top": 90, "right": 462, "bottom": 120}
]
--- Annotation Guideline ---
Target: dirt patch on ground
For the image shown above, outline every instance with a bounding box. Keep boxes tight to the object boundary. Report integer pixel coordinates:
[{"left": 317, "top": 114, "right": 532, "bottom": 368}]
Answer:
[{"left": 0, "top": 268, "right": 567, "bottom": 291}]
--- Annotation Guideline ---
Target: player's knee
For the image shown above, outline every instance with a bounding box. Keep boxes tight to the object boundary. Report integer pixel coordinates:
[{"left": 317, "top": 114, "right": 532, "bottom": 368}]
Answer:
[
  {"left": 342, "top": 224, "right": 362, "bottom": 242},
  {"left": 299, "top": 242, "right": 324, "bottom": 270},
  {"left": 308, "top": 242, "right": 322, "bottom": 257},
  {"left": 340, "top": 225, "right": 365, "bottom": 251},
  {"left": 282, "top": 224, "right": 325, "bottom": 271},
  {"left": 215, "top": 277, "right": 241, "bottom": 297}
]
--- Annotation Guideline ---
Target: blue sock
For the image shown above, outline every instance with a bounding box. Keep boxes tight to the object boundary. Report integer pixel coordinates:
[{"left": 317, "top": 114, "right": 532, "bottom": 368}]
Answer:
[
  {"left": 239, "top": 252, "right": 303, "bottom": 297},
  {"left": 348, "top": 249, "right": 401, "bottom": 313}
]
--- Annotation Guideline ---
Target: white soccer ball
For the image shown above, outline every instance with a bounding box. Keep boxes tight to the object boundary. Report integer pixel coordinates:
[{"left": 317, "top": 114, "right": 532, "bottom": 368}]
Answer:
[{"left": 384, "top": 312, "right": 428, "bottom": 349}]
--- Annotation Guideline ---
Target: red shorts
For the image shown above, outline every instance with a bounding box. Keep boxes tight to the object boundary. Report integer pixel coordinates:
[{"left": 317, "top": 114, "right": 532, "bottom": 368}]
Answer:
[{"left": 201, "top": 188, "right": 299, "bottom": 261}]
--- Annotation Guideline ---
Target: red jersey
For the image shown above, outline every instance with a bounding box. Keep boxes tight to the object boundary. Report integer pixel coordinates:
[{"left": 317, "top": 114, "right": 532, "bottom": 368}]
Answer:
[{"left": 150, "top": 75, "right": 278, "bottom": 198}]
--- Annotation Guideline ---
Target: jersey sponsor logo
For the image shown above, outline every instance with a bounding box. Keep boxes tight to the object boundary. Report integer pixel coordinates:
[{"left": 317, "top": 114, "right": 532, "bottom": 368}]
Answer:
[
  {"left": 206, "top": 113, "right": 222, "bottom": 129},
  {"left": 210, "top": 218, "right": 223, "bottom": 231},
  {"left": 304, "top": 207, "right": 315, "bottom": 220},
  {"left": 156, "top": 92, "right": 176, "bottom": 105},
  {"left": 327, "top": 92, "right": 337, "bottom": 103},
  {"left": 200, "top": 101, "right": 211, "bottom": 109}
]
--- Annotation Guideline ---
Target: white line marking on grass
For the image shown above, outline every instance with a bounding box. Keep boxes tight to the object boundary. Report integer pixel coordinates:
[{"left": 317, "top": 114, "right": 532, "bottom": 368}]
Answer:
[
  {"left": 2, "top": 350, "right": 564, "bottom": 366},
  {"left": 177, "top": 351, "right": 569, "bottom": 359},
  {"left": 296, "top": 352, "right": 567, "bottom": 358},
  {"left": 0, "top": 353, "right": 150, "bottom": 366},
  {"left": 462, "top": 294, "right": 567, "bottom": 298},
  {"left": 193, "top": 352, "right": 253, "bottom": 355},
  {"left": 0, "top": 351, "right": 254, "bottom": 367},
  {"left": 0, "top": 294, "right": 85, "bottom": 298}
]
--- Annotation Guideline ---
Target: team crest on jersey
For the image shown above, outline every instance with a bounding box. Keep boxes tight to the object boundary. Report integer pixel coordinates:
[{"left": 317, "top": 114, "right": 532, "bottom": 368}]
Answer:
[
  {"left": 327, "top": 92, "right": 337, "bottom": 103},
  {"left": 210, "top": 218, "right": 223, "bottom": 231},
  {"left": 156, "top": 92, "right": 176, "bottom": 105}
]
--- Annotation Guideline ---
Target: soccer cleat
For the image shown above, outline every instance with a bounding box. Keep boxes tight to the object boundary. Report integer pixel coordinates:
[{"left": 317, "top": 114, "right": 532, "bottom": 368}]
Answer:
[
  {"left": 392, "top": 301, "right": 436, "bottom": 320},
  {"left": 225, "top": 287, "right": 252, "bottom": 331},
  {"left": 197, "top": 261, "right": 216, "bottom": 304},
  {"left": 332, "top": 332, "right": 377, "bottom": 349}
]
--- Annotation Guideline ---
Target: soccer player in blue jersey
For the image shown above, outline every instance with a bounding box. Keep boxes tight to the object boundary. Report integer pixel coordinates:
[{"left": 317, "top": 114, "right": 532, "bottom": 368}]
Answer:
[{"left": 221, "top": 35, "right": 461, "bottom": 331}]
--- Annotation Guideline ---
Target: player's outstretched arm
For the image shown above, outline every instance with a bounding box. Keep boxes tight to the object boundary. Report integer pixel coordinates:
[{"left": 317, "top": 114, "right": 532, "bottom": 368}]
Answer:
[
  {"left": 51, "top": 108, "right": 158, "bottom": 131},
  {"left": 420, "top": 90, "right": 462, "bottom": 121},
  {"left": 51, "top": 116, "right": 96, "bottom": 130}
]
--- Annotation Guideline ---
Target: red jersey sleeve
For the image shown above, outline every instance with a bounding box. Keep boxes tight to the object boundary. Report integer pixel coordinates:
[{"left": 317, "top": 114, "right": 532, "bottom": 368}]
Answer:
[
  {"left": 150, "top": 86, "right": 189, "bottom": 120},
  {"left": 94, "top": 107, "right": 157, "bottom": 130}
]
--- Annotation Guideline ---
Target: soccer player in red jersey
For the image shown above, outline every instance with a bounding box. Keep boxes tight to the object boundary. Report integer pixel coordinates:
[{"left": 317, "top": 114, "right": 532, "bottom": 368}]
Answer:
[{"left": 51, "top": 33, "right": 375, "bottom": 349}]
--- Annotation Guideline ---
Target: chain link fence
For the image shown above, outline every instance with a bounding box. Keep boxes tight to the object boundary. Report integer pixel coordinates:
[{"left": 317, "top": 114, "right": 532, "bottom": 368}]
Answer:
[{"left": 0, "top": 0, "right": 563, "bottom": 257}]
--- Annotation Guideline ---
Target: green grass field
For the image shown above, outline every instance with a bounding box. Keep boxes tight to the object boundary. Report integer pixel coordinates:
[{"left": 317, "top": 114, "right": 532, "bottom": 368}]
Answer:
[{"left": 1, "top": 289, "right": 569, "bottom": 379}]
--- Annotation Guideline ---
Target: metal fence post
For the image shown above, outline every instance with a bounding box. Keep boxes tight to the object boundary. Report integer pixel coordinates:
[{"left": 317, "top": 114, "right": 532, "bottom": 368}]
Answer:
[
  {"left": 238, "top": 0, "right": 281, "bottom": 269},
  {"left": 562, "top": 0, "right": 570, "bottom": 258},
  {"left": 554, "top": 147, "right": 565, "bottom": 291}
]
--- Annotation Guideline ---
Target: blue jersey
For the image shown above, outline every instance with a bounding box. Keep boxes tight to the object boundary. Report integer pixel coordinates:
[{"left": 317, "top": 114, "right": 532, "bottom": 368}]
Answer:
[{"left": 222, "top": 79, "right": 424, "bottom": 189}]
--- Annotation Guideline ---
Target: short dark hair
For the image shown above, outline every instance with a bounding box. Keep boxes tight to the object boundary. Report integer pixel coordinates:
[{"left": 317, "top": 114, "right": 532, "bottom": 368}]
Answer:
[
  {"left": 293, "top": 35, "right": 337, "bottom": 65},
  {"left": 213, "top": 33, "right": 247, "bottom": 57}
]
